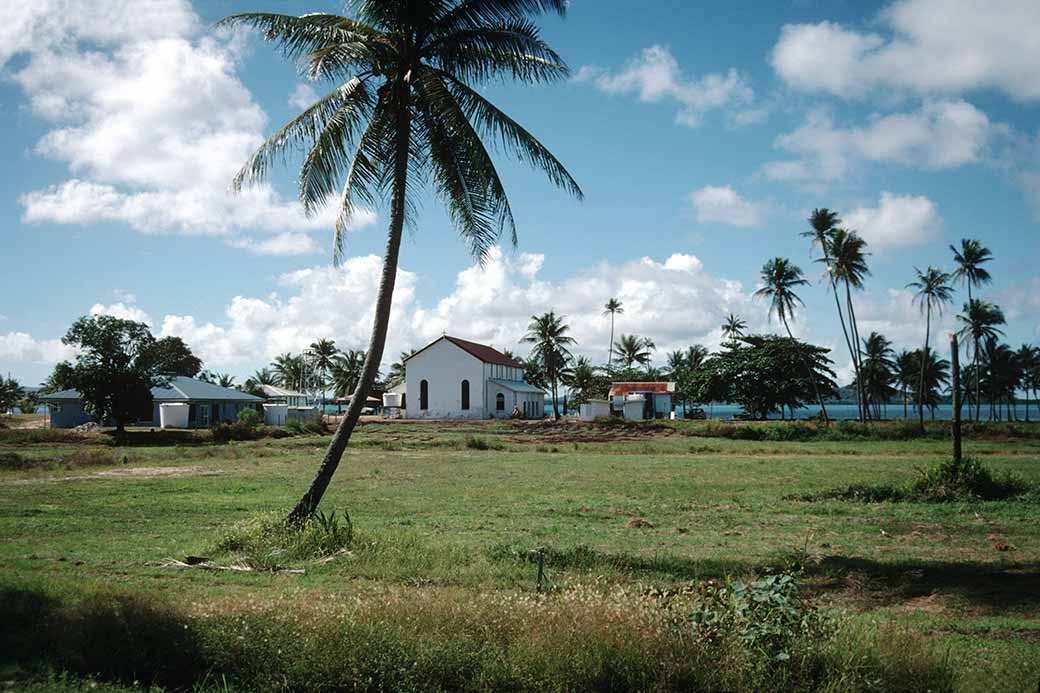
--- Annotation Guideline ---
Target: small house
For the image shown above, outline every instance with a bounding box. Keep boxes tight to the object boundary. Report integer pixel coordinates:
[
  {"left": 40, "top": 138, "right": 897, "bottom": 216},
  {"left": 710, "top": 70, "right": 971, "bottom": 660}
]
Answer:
[
  {"left": 609, "top": 382, "right": 675, "bottom": 420},
  {"left": 40, "top": 376, "right": 264, "bottom": 429}
]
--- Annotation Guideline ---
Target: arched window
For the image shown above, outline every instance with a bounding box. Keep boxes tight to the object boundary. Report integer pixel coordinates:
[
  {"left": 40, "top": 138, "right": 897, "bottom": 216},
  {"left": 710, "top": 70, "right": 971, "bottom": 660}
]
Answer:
[
  {"left": 461, "top": 380, "right": 470, "bottom": 410},
  {"left": 420, "top": 380, "right": 429, "bottom": 410},
  {"left": 496, "top": 393, "right": 505, "bottom": 411}
]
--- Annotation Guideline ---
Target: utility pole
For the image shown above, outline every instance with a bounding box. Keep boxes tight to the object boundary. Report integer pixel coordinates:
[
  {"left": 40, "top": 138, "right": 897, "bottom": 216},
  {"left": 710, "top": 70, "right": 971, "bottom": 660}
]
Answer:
[{"left": 950, "top": 333, "right": 962, "bottom": 462}]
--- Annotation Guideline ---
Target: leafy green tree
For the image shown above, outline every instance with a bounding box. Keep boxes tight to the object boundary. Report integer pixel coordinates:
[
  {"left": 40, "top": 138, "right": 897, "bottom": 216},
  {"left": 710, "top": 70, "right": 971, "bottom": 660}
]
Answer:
[
  {"left": 894, "top": 349, "right": 917, "bottom": 419},
  {"left": 1017, "top": 344, "right": 1038, "bottom": 422},
  {"left": 0, "top": 377, "right": 22, "bottom": 413},
  {"left": 754, "top": 257, "right": 830, "bottom": 423},
  {"left": 271, "top": 353, "right": 307, "bottom": 392},
  {"left": 41, "top": 362, "right": 76, "bottom": 395},
  {"left": 386, "top": 349, "right": 415, "bottom": 388},
  {"left": 150, "top": 336, "right": 203, "bottom": 377},
  {"left": 522, "top": 311, "right": 574, "bottom": 420},
  {"left": 61, "top": 315, "right": 169, "bottom": 433},
  {"left": 221, "top": 0, "right": 581, "bottom": 521},
  {"left": 702, "top": 335, "right": 837, "bottom": 420},
  {"left": 561, "top": 356, "right": 607, "bottom": 406},
  {"left": 331, "top": 349, "right": 367, "bottom": 398},
  {"left": 858, "top": 332, "right": 896, "bottom": 419},
  {"left": 956, "top": 299, "right": 1005, "bottom": 422},
  {"left": 907, "top": 266, "right": 953, "bottom": 426},
  {"left": 603, "top": 298, "right": 623, "bottom": 366},
  {"left": 905, "top": 347, "right": 950, "bottom": 420}
]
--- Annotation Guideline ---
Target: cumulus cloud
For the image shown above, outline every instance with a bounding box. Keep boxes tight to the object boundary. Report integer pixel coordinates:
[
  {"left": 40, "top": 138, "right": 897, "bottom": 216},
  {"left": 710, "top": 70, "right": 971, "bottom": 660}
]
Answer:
[
  {"left": 3, "top": 248, "right": 779, "bottom": 378},
  {"left": 288, "top": 83, "right": 318, "bottom": 110},
  {"left": 771, "top": 0, "right": 1040, "bottom": 101},
  {"left": 843, "top": 192, "right": 941, "bottom": 251},
  {"left": 89, "top": 301, "right": 153, "bottom": 325},
  {"left": 690, "top": 186, "right": 764, "bottom": 228},
  {"left": 2, "top": 0, "right": 376, "bottom": 254},
  {"left": 574, "top": 46, "right": 759, "bottom": 127},
  {"left": 0, "top": 332, "right": 77, "bottom": 366},
  {"left": 1000, "top": 277, "right": 1040, "bottom": 337},
  {"left": 761, "top": 100, "right": 991, "bottom": 186},
  {"left": 854, "top": 288, "right": 957, "bottom": 350}
]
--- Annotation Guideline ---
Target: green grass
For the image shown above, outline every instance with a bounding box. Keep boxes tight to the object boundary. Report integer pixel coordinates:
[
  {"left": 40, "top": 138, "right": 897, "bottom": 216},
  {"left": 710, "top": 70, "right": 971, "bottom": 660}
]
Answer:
[{"left": 1, "top": 420, "right": 1038, "bottom": 690}]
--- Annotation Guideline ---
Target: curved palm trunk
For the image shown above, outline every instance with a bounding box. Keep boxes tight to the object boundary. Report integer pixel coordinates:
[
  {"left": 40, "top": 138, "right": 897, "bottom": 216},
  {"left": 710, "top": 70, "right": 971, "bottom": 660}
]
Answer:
[
  {"left": 288, "top": 93, "right": 411, "bottom": 523},
  {"left": 917, "top": 305, "right": 931, "bottom": 428},
  {"left": 782, "top": 317, "right": 829, "bottom": 424},
  {"left": 831, "top": 281, "right": 861, "bottom": 421},
  {"left": 844, "top": 282, "right": 867, "bottom": 422},
  {"left": 608, "top": 314, "right": 615, "bottom": 368}
]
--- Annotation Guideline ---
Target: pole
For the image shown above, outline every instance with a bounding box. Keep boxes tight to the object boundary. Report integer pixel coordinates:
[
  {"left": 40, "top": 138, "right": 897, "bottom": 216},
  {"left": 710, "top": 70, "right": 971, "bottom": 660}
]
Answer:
[{"left": 950, "top": 333, "right": 961, "bottom": 463}]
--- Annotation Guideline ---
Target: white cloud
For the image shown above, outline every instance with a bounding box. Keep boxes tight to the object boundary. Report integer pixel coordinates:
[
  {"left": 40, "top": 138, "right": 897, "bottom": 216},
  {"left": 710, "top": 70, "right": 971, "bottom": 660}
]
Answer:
[
  {"left": 227, "top": 232, "right": 323, "bottom": 257},
  {"left": 843, "top": 192, "right": 941, "bottom": 250},
  {"left": 2, "top": 0, "right": 376, "bottom": 252},
  {"left": 89, "top": 301, "right": 153, "bottom": 325},
  {"left": 0, "top": 332, "right": 77, "bottom": 366},
  {"left": 855, "top": 287, "right": 957, "bottom": 350},
  {"left": 288, "top": 83, "right": 318, "bottom": 110},
  {"left": 771, "top": 0, "right": 1040, "bottom": 101},
  {"left": 762, "top": 100, "right": 991, "bottom": 186},
  {"left": 1000, "top": 277, "right": 1040, "bottom": 338},
  {"left": 690, "top": 186, "right": 764, "bottom": 227},
  {"left": 575, "top": 46, "right": 758, "bottom": 127}
]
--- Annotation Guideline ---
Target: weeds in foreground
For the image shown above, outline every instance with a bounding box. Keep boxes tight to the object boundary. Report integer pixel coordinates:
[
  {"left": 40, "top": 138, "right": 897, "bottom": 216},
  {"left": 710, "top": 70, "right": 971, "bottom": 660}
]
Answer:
[
  {"left": 213, "top": 510, "right": 353, "bottom": 570},
  {"left": 795, "top": 456, "right": 1032, "bottom": 503},
  {"left": 465, "top": 434, "right": 505, "bottom": 451}
]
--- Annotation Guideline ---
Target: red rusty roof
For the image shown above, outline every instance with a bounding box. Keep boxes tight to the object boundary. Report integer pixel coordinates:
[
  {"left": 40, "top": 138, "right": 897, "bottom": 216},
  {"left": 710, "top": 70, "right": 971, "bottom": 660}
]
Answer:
[
  {"left": 405, "top": 335, "right": 521, "bottom": 368},
  {"left": 608, "top": 382, "right": 675, "bottom": 398}
]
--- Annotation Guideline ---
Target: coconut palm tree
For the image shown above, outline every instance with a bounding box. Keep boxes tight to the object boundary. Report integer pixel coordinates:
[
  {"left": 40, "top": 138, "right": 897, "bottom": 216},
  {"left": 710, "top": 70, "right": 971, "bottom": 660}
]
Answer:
[
  {"left": 330, "top": 349, "right": 367, "bottom": 399},
  {"left": 612, "top": 334, "right": 653, "bottom": 370},
  {"left": 894, "top": 349, "right": 917, "bottom": 419},
  {"left": 907, "top": 266, "right": 954, "bottom": 426},
  {"left": 721, "top": 313, "right": 746, "bottom": 341},
  {"left": 386, "top": 349, "right": 415, "bottom": 388},
  {"left": 214, "top": 373, "right": 236, "bottom": 388},
  {"left": 308, "top": 338, "right": 339, "bottom": 410},
  {"left": 950, "top": 239, "right": 994, "bottom": 420},
  {"left": 859, "top": 332, "right": 895, "bottom": 419},
  {"left": 561, "top": 355, "right": 599, "bottom": 405},
  {"left": 754, "top": 257, "right": 829, "bottom": 423},
  {"left": 907, "top": 347, "right": 950, "bottom": 420},
  {"left": 828, "top": 229, "right": 870, "bottom": 421},
  {"left": 956, "top": 299, "right": 1005, "bottom": 422},
  {"left": 271, "top": 353, "right": 307, "bottom": 392},
  {"left": 1019, "top": 344, "right": 1039, "bottom": 422},
  {"left": 244, "top": 367, "right": 276, "bottom": 396},
  {"left": 521, "top": 311, "right": 574, "bottom": 420},
  {"left": 603, "top": 298, "right": 623, "bottom": 366},
  {"left": 221, "top": 1, "right": 581, "bottom": 519},
  {"left": 803, "top": 209, "right": 859, "bottom": 418}
]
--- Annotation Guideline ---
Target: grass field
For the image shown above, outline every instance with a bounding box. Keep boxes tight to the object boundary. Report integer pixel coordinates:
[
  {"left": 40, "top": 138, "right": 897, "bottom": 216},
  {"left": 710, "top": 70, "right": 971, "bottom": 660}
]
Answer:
[{"left": 1, "top": 418, "right": 1038, "bottom": 691}]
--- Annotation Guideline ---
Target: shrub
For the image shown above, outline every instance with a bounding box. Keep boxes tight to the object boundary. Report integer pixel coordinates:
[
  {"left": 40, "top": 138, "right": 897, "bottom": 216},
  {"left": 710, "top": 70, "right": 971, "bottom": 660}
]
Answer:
[
  {"left": 210, "top": 421, "right": 262, "bottom": 443},
  {"left": 0, "top": 452, "right": 33, "bottom": 470},
  {"left": 911, "top": 456, "right": 1028, "bottom": 501},
  {"left": 284, "top": 419, "right": 306, "bottom": 435},
  {"left": 236, "top": 408, "right": 260, "bottom": 427},
  {"left": 303, "top": 418, "right": 328, "bottom": 435},
  {"left": 214, "top": 510, "right": 353, "bottom": 570},
  {"left": 465, "top": 434, "right": 504, "bottom": 451}
]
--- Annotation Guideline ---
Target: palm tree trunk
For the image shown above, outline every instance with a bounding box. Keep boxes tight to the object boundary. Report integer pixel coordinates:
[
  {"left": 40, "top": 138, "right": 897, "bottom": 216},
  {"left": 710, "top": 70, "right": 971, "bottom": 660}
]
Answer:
[
  {"left": 918, "top": 305, "right": 930, "bottom": 428},
  {"left": 288, "top": 89, "right": 411, "bottom": 523},
  {"left": 608, "top": 314, "right": 614, "bottom": 368},
  {"left": 844, "top": 282, "right": 867, "bottom": 423},
  {"left": 782, "top": 318, "right": 829, "bottom": 424},
  {"left": 830, "top": 280, "right": 860, "bottom": 421},
  {"left": 551, "top": 376, "right": 560, "bottom": 421}
]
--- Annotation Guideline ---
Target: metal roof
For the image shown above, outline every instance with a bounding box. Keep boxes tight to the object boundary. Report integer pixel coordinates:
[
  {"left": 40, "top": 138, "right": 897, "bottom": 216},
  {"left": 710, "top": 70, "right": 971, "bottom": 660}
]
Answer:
[
  {"left": 404, "top": 335, "right": 521, "bottom": 368},
  {"left": 489, "top": 378, "right": 545, "bottom": 394},
  {"left": 608, "top": 382, "right": 676, "bottom": 398},
  {"left": 39, "top": 376, "right": 263, "bottom": 403},
  {"left": 259, "top": 383, "right": 309, "bottom": 399}
]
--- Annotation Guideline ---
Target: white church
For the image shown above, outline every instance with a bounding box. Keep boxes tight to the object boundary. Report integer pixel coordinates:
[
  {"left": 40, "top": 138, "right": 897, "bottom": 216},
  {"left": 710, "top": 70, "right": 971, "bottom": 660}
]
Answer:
[{"left": 394, "top": 335, "right": 545, "bottom": 419}]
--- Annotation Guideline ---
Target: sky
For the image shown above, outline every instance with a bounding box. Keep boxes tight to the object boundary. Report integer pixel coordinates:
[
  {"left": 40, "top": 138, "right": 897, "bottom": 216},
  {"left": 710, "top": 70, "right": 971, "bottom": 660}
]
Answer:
[{"left": 2, "top": 0, "right": 1039, "bottom": 387}]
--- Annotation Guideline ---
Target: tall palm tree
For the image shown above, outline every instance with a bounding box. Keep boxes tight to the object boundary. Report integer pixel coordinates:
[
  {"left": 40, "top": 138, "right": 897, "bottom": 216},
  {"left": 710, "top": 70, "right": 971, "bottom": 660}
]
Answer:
[
  {"left": 386, "top": 349, "right": 415, "bottom": 388},
  {"left": 907, "top": 266, "right": 954, "bottom": 426},
  {"left": 222, "top": 1, "right": 581, "bottom": 520},
  {"left": 859, "top": 332, "right": 895, "bottom": 419},
  {"left": 754, "top": 257, "right": 829, "bottom": 423},
  {"left": 330, "top": 349, "right": 367, "bottom": 398},
  {"left": 561, "top": 355, "right": 598, "bottom": 405},
  {"left": 803, "top": 209, "right": 858, "bottom": 418},
  {"left": 828, "top": 228, "right": 870, "bottom": 421},
  {"left": 612, "top": 334, "right": 653, "bottom": 370},
  {"left": 249, "top": 368, "right": 276, "bottom": 386},
  {"left": 308, "top": 338, "right": 339, "bottom": 410},
  {"left": 521, "top": 311, "right": 575, "bottom": 420},
  {"left": 956, "top": 299, "right": 1005, "bottom": 422},
  {"left": 215, "top": 373, "right": 236, "bottom": 388},
  {"left": 950, "top": 239, "right": 993, "bottom": 420},
  {"left": 721, "top": 313, "right": 746, "bottom": 341},
  {"left": 894, "top": 349, "right": 917, "bottom": 419},
  {"left": 271, "top": 353, "right": 307, "bottom": 392},
  {"left": 908, "top": 347, "right": 951, "bottom": 420},
  {"left": 603, "top": 298, "right": 623, "bottom": 366},
  {"left": 1018, "top": 344, "right": 1039, "bottom": 422}
]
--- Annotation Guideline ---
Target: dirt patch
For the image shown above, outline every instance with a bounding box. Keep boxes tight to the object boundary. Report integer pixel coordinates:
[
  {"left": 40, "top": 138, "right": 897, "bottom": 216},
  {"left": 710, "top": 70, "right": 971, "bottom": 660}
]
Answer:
[{"left": 6, "top": 465, "right": 221, "bottom": 484}]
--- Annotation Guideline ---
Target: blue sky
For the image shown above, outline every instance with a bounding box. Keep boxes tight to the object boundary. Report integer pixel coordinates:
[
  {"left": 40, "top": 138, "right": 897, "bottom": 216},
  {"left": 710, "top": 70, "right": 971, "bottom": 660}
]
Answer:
[{"left": 2, "top": 0, "right": 1039, "bottom": 386}]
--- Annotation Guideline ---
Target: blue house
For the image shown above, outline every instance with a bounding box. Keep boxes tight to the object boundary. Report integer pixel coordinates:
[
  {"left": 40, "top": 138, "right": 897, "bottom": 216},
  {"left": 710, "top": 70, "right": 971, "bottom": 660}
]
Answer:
[{"left": 40, "top": 376, "right": 263, "bottom": 429}]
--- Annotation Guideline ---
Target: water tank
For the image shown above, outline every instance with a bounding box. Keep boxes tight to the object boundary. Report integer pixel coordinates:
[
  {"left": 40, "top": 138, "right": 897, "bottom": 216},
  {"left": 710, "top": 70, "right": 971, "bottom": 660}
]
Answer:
[
  {"left": 159, "top": 403, "right": 189, "bottom": 429},
  {"left": 263, "top": 403, "right": 288, "bottom": 426},
  {"left": 579, "top": 400, "right": 611, "bottom": 421}
]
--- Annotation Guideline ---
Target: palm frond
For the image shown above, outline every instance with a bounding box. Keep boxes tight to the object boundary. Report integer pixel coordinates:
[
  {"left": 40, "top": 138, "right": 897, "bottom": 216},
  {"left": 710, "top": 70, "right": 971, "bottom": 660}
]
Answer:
[
  {"left": 437, "top": 69, "right": 582, "bottom": 199},
  {"left": 216, "top": 12, "right": 379, "bottom": 63},
  {"left": 433, "top": 0, "right": 568, "bottom": 35},
  {"left": 427, "top": 19, "right": 568, "bottom": 83}
]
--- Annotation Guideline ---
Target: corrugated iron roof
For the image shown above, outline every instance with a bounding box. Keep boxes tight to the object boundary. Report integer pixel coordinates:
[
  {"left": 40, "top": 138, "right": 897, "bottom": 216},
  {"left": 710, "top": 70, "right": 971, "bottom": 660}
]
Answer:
[
  {"left": 608, "top": 382, "right": 676, "bottom": 398},
  {"left": 39, "top": 376, "right": 263, "bottom": 403},
  {"left": 404, "top": 335, "right": 521, "bottom": 367},
  {"left": 489, "top": 378, "right": 545, "bottom": 394}
]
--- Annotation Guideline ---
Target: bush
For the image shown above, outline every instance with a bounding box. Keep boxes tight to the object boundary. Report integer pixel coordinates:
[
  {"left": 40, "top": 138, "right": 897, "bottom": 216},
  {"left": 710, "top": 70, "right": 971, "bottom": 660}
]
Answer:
[
  {"left": 214, "top": 510, "right": 353, "bottom": 570},
  {"left": 465, "top": 434, "right": 504, "bottom": 451},
  {"left": 210, "top": 421, "right": 262, "bottom": 443},
  {"left": 284, "top": 419, "right": 306, "bottom": 435},
  {"left": 0, "top": 452, "right": 33, "bottom": 470},
  {"left": 236, "top": 408, "right": 260, "bottom": 427}
]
